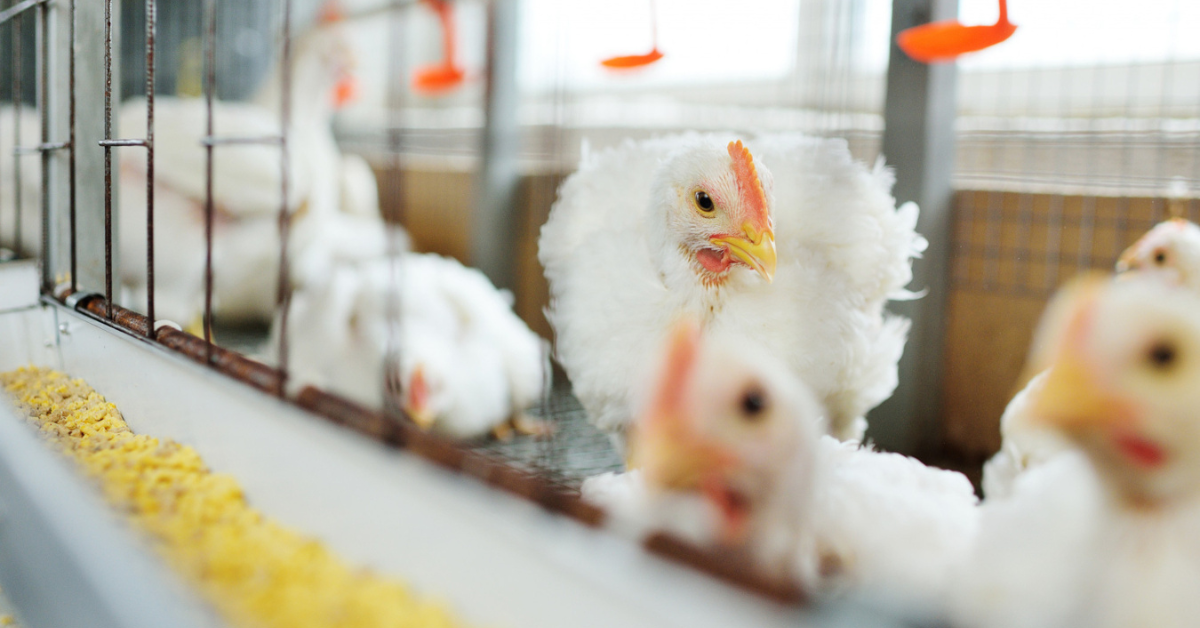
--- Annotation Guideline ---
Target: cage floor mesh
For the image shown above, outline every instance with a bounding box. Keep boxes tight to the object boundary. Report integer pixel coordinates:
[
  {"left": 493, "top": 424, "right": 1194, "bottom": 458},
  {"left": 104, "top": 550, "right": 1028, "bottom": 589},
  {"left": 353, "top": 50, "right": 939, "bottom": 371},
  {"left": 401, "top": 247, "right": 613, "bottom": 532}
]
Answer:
[
  {"left": 470, "top": 383, "right": 624, "bottom": 493},
  {"left": 211, "top": 323, "right": 622, "bottom": 493}
]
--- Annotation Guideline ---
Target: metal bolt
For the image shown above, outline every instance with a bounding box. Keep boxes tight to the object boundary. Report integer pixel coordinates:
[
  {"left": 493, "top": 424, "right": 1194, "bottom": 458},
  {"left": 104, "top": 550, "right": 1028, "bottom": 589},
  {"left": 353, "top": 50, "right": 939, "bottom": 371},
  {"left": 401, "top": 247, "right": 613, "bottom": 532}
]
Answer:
[{"left": 58, "top": 322, "right": 71, "bottom": 335}]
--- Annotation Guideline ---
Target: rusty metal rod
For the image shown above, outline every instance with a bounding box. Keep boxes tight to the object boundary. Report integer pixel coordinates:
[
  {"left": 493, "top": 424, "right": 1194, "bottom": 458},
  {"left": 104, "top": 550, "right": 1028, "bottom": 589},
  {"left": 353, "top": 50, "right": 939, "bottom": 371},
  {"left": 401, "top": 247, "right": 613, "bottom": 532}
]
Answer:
[
  {"left": 144, "top": 0, "right": 156, "bottom": 338},
  {"left": 102, "top": 0, "right": 113, "bottom": 319},
  {"left": 202, "top": 0, "right": 215, "bottom": 363},
  {"left": 275, "top": 0, "right": 294, "bottom": 397},
  {"left": 68, "top": 0, "right": 76, "bottom": 293}
]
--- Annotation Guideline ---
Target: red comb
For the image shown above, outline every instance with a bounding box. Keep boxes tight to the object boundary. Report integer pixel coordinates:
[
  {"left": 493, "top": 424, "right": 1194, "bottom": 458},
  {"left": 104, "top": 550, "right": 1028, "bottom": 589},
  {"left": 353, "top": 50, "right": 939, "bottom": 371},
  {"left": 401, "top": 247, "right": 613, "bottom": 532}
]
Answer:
[
  {"left": 727, "top": 140, "right": 768, "bottom": 227},
  {"left": 649, "top": 319, "right": 701, "bottom": 422},
  {"left": 317, "top": 0, "right": 344, "bottom": 24}
]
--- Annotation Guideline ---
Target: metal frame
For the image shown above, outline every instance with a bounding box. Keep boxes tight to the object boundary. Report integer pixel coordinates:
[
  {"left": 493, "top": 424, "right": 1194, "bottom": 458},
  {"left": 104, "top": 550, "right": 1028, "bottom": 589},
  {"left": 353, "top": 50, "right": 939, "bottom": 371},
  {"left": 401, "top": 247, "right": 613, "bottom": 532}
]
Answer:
[
  {"left": 871, "top": 0, "right": 958, "bottom": 456},
  {"left": 472, "top": 0, "right": 520, "bottom": 291}
]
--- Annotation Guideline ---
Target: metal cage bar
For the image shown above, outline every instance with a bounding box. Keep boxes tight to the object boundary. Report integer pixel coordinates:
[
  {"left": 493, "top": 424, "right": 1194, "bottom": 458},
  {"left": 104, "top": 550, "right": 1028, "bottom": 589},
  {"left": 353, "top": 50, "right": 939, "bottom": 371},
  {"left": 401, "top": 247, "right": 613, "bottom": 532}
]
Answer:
[{"left": 99, "top": 0, "right": 154, "bottom": 333}]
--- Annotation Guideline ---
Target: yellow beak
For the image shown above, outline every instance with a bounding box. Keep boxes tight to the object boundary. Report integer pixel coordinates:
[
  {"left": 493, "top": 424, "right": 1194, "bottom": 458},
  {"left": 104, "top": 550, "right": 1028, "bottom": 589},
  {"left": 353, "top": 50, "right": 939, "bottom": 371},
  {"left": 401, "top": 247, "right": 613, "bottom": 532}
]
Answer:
[
  {"left": 1031, "top": 348, "right": 1131, "bottom": 434},
  {"left": 710, "top": 222, "right": 777, "bottom": 282},
  {"left": 405, "top": 405, "right": 436, "bottom": 431},
  {"left": 629, "top": 417, "right": 737, "bottom": 491}
]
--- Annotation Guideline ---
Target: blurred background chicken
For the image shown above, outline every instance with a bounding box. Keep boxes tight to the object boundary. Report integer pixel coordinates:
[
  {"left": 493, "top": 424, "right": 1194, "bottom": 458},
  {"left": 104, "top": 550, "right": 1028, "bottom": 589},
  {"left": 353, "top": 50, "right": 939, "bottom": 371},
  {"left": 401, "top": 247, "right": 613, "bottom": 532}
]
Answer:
[
  {"left": 283, "top": 253, "right": 548, "bottom": 440},
  {"left": 984, "top": 217, "right": 1200, "bottom": 499},
  {"left": 584, "top": 319, "right": 978, "bottom": 599},
  {"left": 955, "top": 276, "right": 1200, "bottom": 628},
  {"left": 584, "top": 320, "right": 824, "bottom": 582},
  {"left": 119, "top": 18, "right": 388, "bottom": 329},
  {"left": 541, "top": 133, "right": 925, "bottom": 445}
]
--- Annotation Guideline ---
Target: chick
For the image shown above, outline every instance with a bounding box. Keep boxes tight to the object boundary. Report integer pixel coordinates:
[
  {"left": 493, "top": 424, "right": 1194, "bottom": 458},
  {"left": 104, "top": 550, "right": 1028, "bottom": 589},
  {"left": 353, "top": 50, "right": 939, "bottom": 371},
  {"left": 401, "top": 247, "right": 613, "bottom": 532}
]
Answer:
[
  {"left": 1115, "top": 217, "right": 1200, "bottom": 290},
  {"left": 956, "top": 276, "right": 1200, "bottom": 628}
]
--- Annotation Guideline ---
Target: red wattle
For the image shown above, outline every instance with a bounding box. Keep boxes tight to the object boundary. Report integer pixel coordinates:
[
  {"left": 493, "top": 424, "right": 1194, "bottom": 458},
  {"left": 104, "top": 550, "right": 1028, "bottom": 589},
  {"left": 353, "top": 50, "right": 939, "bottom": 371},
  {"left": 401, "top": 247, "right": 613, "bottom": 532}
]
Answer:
[
  {"left": 696, "top": 248, "right": 731, "bottom": 274},
  {"left": 1114, "top": 433, "right": 1167, "bottom": 468}
]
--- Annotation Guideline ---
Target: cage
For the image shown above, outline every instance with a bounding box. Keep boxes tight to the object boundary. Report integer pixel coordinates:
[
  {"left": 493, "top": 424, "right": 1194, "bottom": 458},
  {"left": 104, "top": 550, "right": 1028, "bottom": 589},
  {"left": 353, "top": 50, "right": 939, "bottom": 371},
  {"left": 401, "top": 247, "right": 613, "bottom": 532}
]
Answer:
[{"left": 2, "top": 0, "right": 1197, "bottom": 626}]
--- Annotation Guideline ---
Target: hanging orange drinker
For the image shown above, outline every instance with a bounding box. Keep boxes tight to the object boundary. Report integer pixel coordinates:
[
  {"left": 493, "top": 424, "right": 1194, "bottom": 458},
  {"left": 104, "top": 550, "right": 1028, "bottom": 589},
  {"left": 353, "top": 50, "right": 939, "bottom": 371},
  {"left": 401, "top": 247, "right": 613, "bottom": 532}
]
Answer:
[
  {"left": 413, "top": 0, "right": 466, "bottom": 94},
  {"left": 897, "top": 0, "right": 1017, "bottom": 63},
  {"left": 601, "top": 0, "right": 664, "bottom": 70}
]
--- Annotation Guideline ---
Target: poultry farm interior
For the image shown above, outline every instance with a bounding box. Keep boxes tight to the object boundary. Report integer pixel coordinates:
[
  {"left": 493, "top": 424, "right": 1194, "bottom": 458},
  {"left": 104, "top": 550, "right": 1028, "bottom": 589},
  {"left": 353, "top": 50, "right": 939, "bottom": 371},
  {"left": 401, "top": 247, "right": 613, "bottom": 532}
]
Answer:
[{"left": 3, "top": 0, "right": 1200, "bottom": 627}]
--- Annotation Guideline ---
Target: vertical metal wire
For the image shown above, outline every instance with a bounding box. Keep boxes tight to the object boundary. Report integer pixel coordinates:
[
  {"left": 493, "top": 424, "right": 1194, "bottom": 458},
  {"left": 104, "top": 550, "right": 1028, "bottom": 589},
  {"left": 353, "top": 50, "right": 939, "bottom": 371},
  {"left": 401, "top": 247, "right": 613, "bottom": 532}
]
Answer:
[
  {"left": 274, "top": 0, "right": 293, "bottom": 396},
  {"left": 1075, "top": 65, "right": 1105, "bottom": 272},
  {"left": 1111, "top": 64, "right": 1141, "bottom": 263},
  {"left": 144, "top": 0, "right": 156, "bottom": 336},
  {"left": 1012, "top": 65, "right": 1042, "bottom": 293},
  {"left": 36, "top": 0, "right": 48, "bottom": 290},
  {"left": 12, "top": 9, "right": 23, "bottom": 258},
  {"left": 382, "top": 0, "right": 407, "bottom": 419},
  {"left": 981, "top": 69, "right": 1012, "bottom": 290},
  {"left": 1042, "top": 65, "right": 1073, "bottom": 292},
  {"left": 1150, "top": 0, "right": 1181, "bottom": 225},
  {"left": 203, "top": 0, "right": 215, "bottom": 361},
  {"left": 102, "top": 0, "right": 113, "bottom": 319},
  {"left": 68, "top": 0, "right": 77, "bottom": 292}
]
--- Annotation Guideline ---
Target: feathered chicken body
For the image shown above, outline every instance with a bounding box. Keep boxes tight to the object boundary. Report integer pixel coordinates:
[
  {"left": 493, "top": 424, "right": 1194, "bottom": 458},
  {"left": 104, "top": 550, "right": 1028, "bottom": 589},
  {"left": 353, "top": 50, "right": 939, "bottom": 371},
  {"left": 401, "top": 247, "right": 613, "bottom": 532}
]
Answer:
[
  {"left": 585, "top": 321, "right": 978, "bottom": 598},
  {"left": 811, "top": 436, "right": 979, "bottom": 603},
  {"left": 957, "top": 276, "right": 1200, "bottom": 628},
  {"left": 541, "top": 133, "right": 925, "bottom": 442},
  {"left": 284, "top": 254, "right": 547, "bottom": 439}
]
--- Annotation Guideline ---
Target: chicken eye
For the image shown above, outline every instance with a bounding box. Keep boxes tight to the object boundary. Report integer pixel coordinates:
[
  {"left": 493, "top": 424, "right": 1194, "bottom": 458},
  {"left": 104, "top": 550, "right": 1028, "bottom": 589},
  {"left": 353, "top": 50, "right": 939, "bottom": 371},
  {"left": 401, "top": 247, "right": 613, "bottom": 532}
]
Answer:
[
  {"left": 1147, "top": 340, "right": 1178, "bottom": 370},
  {"left": 1154, "top": 249, "right": 1168, "bottom": 265},
  {"left": 694, "top": 190, "right": 715, "bottom": 213},
  {"left": 740, "top": 386, "right": 768, "bottom": 420}
]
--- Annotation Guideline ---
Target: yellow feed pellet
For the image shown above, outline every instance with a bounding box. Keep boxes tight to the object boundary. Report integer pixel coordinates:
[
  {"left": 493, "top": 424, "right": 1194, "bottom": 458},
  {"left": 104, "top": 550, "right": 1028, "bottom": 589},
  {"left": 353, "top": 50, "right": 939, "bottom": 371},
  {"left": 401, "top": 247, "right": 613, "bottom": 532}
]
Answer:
[{"left": 1, "top": 367, "right": 466, "bottom": 628}]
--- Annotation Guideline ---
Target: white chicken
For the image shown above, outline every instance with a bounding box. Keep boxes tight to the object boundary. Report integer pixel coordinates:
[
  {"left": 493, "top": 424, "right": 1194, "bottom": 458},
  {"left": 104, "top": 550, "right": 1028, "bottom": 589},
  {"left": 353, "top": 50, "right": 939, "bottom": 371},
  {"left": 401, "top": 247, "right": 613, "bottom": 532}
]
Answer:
[
  {"left": 954, "top": 276, "right": 1200, "bottom": 628},
  {"left": 983, "top": 218, "right": 1200, "bottom": 499},
  {"left": 1115, "top": 216, "right": 1200, "bottom": 288},
  {"left": 0, "top": 105, "right": 43, "bottom": 258},
  {"left": 584, "top": 320, "right": 979, "bottom": 602},
  {"left": 118, "top": 19, "right": 386, "bottom": 327},
  {"left": 540, "top": 133, "right": 925, "bottom": 443},
  {"left": 282, "top": 254, "right": 548, "bottom": 439}
]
